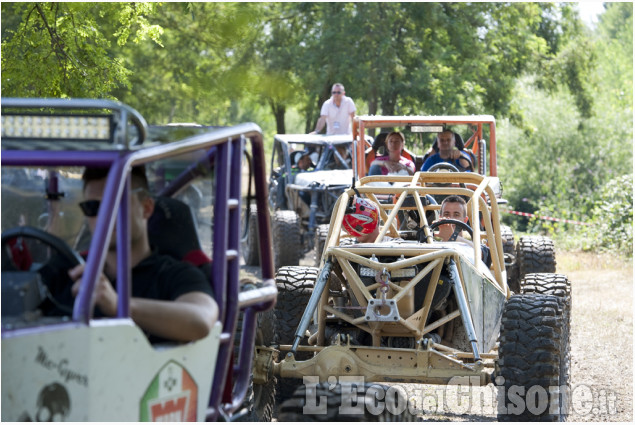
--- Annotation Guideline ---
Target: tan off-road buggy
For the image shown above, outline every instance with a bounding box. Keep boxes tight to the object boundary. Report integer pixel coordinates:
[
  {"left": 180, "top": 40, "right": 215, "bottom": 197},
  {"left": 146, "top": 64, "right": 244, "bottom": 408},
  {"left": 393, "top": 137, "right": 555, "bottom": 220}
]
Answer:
[{"left": 250, "top": 116, "right": 571, "bottom": 421}]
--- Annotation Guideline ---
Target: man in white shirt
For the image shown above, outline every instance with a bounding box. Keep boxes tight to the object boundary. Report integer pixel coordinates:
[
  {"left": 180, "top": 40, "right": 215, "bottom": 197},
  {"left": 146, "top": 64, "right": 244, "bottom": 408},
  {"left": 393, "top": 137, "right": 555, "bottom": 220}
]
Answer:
[{"left": 311, "top": 83, "right": 356, "bottom": 135}]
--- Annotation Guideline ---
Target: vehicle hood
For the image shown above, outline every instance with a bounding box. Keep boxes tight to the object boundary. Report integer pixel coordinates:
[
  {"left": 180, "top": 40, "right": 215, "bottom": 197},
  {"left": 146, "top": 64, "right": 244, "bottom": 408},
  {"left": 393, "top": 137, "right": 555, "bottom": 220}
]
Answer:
[{"left": 294, "top": 169, "right": 353, "bottom": 187}]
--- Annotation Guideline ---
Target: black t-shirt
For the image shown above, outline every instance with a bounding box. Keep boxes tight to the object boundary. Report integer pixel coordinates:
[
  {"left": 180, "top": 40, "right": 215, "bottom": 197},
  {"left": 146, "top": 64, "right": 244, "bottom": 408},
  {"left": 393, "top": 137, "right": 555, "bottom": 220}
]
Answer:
[
  {"left": 129, "top": 252, "right": 213, "bottom": 302},
  {"left": 41, "top": 250, "right": 213, "bottom": 344}
]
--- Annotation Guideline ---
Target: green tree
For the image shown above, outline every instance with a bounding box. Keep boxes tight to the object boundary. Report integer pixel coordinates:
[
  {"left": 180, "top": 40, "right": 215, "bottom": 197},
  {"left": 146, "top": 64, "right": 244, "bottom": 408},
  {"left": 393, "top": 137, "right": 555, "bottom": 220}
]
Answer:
[
  {"left": 498, "top": 2, "right": 632, "bottom": 254},
  {"left": 111, "top": 2, "right": 268, "bottom": 125},
  {"left": 257, "top": 2, "right": 587, "bottom": 133},
  {"left": 1, "top": 2, "right": 163, "bottom": 98}
]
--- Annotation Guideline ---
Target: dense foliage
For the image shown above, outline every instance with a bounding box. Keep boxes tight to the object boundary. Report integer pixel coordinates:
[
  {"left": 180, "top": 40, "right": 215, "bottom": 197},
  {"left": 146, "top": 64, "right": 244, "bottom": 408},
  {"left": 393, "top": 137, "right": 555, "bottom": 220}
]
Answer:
[{"left": 1, "top": 2, "right": 632, "bottom": 256}]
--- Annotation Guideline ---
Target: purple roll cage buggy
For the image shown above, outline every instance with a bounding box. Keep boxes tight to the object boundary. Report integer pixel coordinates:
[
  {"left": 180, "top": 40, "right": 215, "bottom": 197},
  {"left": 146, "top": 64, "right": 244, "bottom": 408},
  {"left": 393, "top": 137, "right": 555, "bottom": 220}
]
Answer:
[{"left": 1, "top": 98, "right": 276, "bottom": 421}]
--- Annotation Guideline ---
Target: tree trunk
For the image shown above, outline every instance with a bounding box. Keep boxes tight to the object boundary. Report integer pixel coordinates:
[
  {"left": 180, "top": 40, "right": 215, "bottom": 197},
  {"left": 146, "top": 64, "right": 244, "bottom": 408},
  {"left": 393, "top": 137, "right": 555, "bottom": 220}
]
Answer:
[{"left": 269, "top": 99, "right": 286, "bottom": 134}]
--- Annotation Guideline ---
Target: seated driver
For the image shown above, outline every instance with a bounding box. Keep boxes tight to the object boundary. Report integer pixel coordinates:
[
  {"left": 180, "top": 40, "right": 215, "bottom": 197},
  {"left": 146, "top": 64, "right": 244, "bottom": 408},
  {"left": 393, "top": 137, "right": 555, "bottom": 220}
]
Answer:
[
  {"left": 433, "top": 195, "right": 491, "bottom": 267},
  {"left": 421, "top": 130, "right": 472, "bottom": 172},
  {"left": 50, "top": 166, "right": 216, "bottom": 344}
]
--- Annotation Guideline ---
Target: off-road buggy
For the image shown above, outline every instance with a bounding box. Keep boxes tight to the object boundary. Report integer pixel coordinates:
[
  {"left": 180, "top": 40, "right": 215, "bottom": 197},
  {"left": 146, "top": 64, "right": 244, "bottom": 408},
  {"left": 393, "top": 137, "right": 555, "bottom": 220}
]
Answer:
[
  {"left": 1, "top": 98, "right": 277, "bottom": 421},
  {"left": 250, "top": 116, "right": 570, "bottom": 421},
  {"left": 242, "top": 134, "right": 371, "bottom": 269},
  {"left": 352, "top": 115, "right": 557, "bottom": 292}
]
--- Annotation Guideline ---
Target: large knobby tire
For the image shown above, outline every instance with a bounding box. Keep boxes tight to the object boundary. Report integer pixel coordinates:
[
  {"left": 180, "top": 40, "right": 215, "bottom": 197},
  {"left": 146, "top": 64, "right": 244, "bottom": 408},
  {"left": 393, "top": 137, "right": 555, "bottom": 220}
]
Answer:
[
  {"left": 241, "top": 204, "right": 260, "bottom": 266},
  {"left": 273, "top": 210, "right": 302, "bottom": 269},
  {"left": 521, "top": 273, "right": 571, "bottom": 302},
  {"left": 516, "top": 235, "right": 556, "bottom": 282},
  {"left": 495, "top": 290, "right": 570, "bottom": 421},
  {"left": 500, "top": 225, "right": 515, "bottom": 256},
  {"left": 314, "top": 224, "right": 330, "bottom": 267},
  {"left": 275, "top": 266, "right": 318, "bottom": 404},
  {"left": 278, "top": 381, "right": 417, "bottom": 421},
  {"left": 500, "top": 225, "right": 519, "bottom": 292},
  {"left": 238, "top": 310, "right": 277, "bottom": 421}
]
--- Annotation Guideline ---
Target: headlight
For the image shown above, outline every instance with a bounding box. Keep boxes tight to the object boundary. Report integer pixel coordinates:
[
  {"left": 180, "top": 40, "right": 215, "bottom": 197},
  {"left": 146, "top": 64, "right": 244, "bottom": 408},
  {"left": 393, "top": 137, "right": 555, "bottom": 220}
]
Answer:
[
  {"left": 359, "top": 267, "right": 416, "bottom": 279},
  {"left": 391, "top": 267, "right": 417, "bottom": 278},
  {"left": 359, "top": 267, "right": 376, "bottom": 277}
]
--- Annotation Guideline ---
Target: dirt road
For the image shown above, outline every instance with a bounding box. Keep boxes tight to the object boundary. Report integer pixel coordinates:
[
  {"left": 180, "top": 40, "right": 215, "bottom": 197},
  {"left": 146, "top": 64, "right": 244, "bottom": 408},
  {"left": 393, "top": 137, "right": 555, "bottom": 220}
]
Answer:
[
  {"left": 251, "top": 250, "right": 633, "bottom": 421},
  {"left": 398, "top": 251, "right": 633, "bottom": 421}
]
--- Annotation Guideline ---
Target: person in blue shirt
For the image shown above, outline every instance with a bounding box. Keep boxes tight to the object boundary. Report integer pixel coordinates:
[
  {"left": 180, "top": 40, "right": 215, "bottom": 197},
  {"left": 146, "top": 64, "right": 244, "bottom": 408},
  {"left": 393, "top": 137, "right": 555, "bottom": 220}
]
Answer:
[{"left": 421, "top": 130, "right": 473, "bottom": 172}]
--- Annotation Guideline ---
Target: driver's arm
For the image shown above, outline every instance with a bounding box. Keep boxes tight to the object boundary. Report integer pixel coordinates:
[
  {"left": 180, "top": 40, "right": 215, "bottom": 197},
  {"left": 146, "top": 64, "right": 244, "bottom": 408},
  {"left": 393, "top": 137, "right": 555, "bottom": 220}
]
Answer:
[
  {"left": 69, "top": 263, "right": 216, "bottom": 342},
  {"left": 128, "top": 292, "right": 216, "bottom": 342}
]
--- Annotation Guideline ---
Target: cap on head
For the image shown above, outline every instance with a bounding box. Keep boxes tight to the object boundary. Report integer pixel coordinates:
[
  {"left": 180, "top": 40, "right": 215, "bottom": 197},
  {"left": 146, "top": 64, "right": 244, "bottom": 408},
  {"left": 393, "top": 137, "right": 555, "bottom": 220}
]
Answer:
[
  {"left": 342, "top": 197, "right": 379, "bottom": 237},
  {"left": 295, "top": 149, "right": 316, "bottom": 167}
]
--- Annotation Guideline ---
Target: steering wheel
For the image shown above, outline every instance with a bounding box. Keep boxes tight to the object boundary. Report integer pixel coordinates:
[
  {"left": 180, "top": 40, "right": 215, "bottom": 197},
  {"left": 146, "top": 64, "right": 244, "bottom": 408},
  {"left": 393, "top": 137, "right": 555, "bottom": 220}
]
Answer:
[
  {"left": 429, "top": 219, "right": 474, "bottom": 241},
  {"left": 427, "top": 162, "right": 460, "bottom": 173},
  {"left": 2, "top": 226, "right": 84, "bottom": 314}
]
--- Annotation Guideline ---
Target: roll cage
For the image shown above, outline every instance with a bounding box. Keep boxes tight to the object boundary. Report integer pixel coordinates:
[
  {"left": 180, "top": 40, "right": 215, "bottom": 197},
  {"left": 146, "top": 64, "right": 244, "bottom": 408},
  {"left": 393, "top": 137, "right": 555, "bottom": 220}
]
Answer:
[
  {"left": 322, "top": 172, "right": 510, "bottom": 297},
  {"left": 1, "top": 98, "right": 276, "bottom": 421},
  {"left": 352, "top": 115, "right": 498, "bottom": 178}
]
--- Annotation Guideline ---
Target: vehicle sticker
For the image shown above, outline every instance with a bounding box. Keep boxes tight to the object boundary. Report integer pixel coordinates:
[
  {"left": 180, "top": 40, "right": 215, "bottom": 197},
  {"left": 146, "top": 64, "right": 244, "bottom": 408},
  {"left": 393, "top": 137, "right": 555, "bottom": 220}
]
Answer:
[
  {"left": 35, "top": 346, "right": 88, "bottom": 387},
  {"left": 18, "top": 382, "right": 71, "bottom": 421},
  {"left": 140, "top": 360, "right": 197, "bottom": 421}
]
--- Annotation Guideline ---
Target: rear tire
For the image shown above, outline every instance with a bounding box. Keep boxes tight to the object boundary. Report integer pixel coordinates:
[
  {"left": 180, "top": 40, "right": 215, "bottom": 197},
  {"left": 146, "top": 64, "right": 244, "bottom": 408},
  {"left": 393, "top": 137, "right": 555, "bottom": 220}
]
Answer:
[
  {"left": 278, "top": 381, "right": 417, "bottom": 421},
  {"left": 314, "top": 224, "right": 330, "bottom": 267},
  {"left": 274, "top": 266, "right": 318, "bottom": 404},
  {"left": 241, "top": 204, "right": 260, "bottom": 266},
  {"left": 273, "top": 210, "right": 302, "bottom": 269},
  {"left": 495, "top": 289, "right": 570, "bottom": 421},
  {"left": 516, "top": 235, "right": 556, "bottom": 282}
]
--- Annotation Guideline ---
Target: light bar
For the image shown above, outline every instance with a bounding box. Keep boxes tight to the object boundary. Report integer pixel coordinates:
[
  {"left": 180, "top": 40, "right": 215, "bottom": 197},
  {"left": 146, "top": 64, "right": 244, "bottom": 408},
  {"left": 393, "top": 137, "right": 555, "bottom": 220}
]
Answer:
[
  {"left": 1, "top": 114, "right": 111, "bottom": 141},
  {"left": 411, "top": 125, "right": 444, "bottom": 133}
]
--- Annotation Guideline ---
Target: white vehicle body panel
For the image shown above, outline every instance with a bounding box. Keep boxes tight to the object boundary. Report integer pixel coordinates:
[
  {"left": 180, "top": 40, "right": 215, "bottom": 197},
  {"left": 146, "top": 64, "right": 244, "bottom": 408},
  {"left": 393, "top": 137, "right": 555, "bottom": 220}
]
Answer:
[
  {"left": 294, "top": 169, "right": 353, "bottom": 187},
  {"left": 1, "top": 319, "right": 221, "bottom": 421}
]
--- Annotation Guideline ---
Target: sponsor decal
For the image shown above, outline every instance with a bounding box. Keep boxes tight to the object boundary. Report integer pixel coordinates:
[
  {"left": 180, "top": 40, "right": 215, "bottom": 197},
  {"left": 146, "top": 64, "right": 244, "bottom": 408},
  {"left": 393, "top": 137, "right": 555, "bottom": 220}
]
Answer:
[
  {"left": 18, "top": 382, "right": 71, "bottom": 421},
  {"left": 35, "top": 346, "right": 88, "bottom": 387},
  {"left": 140, "top": 361, "right": 198, "bottom": 421}
]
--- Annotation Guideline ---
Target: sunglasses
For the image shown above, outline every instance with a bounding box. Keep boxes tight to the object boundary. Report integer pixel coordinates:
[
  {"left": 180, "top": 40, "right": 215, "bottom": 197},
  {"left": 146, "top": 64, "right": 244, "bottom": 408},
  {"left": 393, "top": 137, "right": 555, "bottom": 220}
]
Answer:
[
  {"left": 332, "top": 91, "right": 342, "bottom": 94},
  {"left": 79, "top": 187, "right": 147, "bottom": 217}
]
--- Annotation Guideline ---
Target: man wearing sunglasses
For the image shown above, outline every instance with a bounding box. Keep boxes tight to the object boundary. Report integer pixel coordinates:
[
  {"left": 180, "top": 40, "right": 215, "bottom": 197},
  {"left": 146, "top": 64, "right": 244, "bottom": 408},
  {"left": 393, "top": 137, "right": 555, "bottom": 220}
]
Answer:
[
  {"left": 68, "top": 166, "right": 216, "bottom": 344},
  {"left": 311, "top": 83, "right": 356, "bottom": 135}
]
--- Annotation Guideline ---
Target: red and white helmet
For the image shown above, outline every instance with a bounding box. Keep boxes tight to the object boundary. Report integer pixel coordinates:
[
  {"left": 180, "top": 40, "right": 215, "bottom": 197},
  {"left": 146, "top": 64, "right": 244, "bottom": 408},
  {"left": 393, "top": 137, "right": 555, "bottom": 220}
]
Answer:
[{"left": 342, "top": 197, "right": 379, "bottom": 237}]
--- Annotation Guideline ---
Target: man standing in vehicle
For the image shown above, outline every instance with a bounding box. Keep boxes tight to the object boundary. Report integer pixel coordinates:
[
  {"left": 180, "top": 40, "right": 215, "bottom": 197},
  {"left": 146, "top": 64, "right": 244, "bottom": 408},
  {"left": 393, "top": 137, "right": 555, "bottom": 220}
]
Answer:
[
  {"left": 311, "top": 83, "right": 356, "bottom": 135},
  {"left": 67, "top": 166, "right": 216, "bottom": 343}
]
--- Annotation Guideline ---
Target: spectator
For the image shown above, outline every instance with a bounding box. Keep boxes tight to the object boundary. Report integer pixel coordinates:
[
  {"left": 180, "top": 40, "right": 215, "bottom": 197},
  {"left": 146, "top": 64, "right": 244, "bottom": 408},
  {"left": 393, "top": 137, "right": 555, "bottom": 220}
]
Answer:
[
  {"left": 311, "top": 83, "right": 356, "bottom": 135},
  {"left": 421, "top": 130, "right": 473, "bottom": 171},
  {"left": 66, "top": 166, "right": 216, "bottom": 343},
  {"left": 368, "top": 131, "right": 415, "bottom": 176}
]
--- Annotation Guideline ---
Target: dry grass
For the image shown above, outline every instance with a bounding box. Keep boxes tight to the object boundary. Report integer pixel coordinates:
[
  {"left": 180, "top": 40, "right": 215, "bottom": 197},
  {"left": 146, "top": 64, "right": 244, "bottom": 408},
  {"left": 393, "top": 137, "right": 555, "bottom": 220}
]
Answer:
[
  {"left": 556, "top": 249, "right": 633, "bottom": 272},
  {"left": 557, "top": 250, "right": 633, "bottom": 421}
]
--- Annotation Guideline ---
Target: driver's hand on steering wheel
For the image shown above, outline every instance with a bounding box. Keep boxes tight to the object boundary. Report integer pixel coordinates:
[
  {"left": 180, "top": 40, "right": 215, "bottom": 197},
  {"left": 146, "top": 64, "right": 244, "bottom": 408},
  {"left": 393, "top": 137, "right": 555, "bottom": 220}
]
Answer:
[
  {"left": 431, "top": 219, "right": 456, "bottom": 241},
  {"left": 69, "top": 264, "right": 118, "bottom": 317},
  {"left": 448, "top": 149, "right": 462, "bottom": 160}
]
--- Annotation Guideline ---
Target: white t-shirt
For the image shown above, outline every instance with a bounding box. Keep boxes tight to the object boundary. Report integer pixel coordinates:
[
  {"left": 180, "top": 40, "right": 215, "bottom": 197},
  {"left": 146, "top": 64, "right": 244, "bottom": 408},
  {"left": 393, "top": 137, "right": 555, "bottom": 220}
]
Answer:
[{"left": 320, "top": 96, "right": 356, "bottom": 135}]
